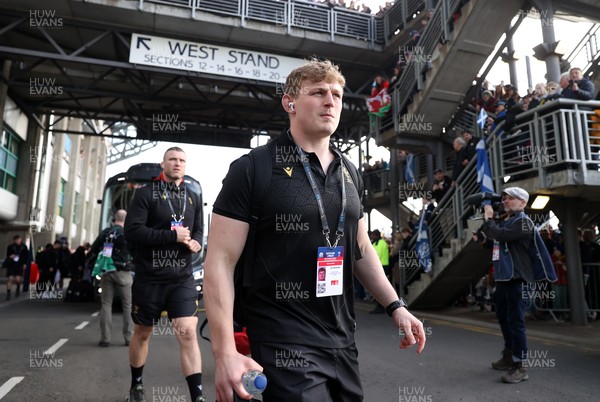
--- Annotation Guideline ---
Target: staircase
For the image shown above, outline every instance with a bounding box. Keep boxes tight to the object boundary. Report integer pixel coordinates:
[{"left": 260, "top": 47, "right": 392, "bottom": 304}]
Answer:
[
  {"left": 377, "top": 0, "right": 525, "bottom": 149},
  {"left": 405, "top": 99, "right": 600, "bottom": 309},
  {"left": 566, "top": 23, "right": 600, "bottom": 98}
]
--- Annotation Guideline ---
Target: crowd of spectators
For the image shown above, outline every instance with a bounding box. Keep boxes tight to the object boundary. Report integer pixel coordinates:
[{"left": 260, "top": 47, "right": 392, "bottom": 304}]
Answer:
[
  {"left": 363, "top": 157, "right": 389, "bottom": 173},
  {"left": 358, "top": 1, "right": 599, "bottom": 324},
  {"left": 317, "top": 0, "right": 375, "bottom": 14},
  {"left": 474, "top": 67, "right": 596, "bottom": 137}
]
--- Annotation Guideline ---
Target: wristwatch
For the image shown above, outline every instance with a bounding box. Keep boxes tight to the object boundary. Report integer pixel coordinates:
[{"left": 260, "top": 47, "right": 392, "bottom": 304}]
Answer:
[{"left": 385, "top": 298, "right": 408, "bottom": 317}]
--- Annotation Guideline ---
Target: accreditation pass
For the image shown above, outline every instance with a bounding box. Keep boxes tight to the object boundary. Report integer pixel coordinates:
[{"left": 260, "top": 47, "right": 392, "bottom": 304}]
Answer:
[{"left": 316, "top": 246, "right": 344, "bottom": 297}]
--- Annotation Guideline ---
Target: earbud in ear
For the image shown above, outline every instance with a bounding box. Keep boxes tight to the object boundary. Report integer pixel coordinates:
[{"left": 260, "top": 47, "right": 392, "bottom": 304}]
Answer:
[{"left": 288, "top": 102, "right": 295, "bottom": 112}]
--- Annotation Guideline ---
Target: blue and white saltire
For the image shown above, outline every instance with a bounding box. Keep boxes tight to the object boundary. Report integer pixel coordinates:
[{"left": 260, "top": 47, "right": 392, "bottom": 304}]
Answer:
[
  {"left": 476, "top": 139, "right": 495, "bottom": 205},
  {"left": 477, "top": 108, "right": 488, "bottom": 129},
  {"left": 404, "top": 153, "right": 415, "bottom": 184},
  {"left": 416, "top": 207, "right": 432, "bottom": 272}
]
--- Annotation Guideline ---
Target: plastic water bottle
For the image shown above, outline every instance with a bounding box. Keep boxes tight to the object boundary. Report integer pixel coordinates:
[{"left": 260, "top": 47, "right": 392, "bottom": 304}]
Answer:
[{"left": 241, "top": 370, "right": 267, "bottom": 397}]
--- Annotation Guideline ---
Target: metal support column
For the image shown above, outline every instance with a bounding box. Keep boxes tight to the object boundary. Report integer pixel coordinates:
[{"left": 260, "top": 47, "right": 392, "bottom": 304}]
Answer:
[
  {"left": 554, "top": 199, "right": 588, "bottom": 326},
  {"left": 436, "top": 141, "right": 445, "bottom": 171},
  {"left": 526, "top": 56, "right": 533, "bottom": 91},
  {"left": 0, "top": 60, "right": 11, "bottom": 131},
  {"left": 507, "top": 37, "right": 519, "bottom": 89},
  {"left": 426, "top": 154, "right": 434, "bottom": 197},
  {"left": 533, "top": 0, "right": 561, "bottom": 82},
  {"left": 390, "top": 147, "right": 400, "bottom": 235}
]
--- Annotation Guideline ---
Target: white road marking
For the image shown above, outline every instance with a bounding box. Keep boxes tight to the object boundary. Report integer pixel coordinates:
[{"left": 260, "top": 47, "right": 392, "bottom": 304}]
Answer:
[
  {"left": 75, "top": 321, "right": 90, "bottom": 330},
  {"left": 0, "top": 376, "right": 25, "bottom": 399},
  {"left": 44, "top": 338, "right": 68, "bottom": 355},
  {"left": 91, "top": 311, "right": 100, "bottom": 317}
]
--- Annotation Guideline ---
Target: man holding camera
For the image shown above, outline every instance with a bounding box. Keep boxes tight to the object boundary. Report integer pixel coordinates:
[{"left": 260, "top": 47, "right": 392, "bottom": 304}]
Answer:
[
  {"left": 561, "top": 67, "right": 595, "bottom": 101},
  {"left": 478, "top": 187, "right": 534, "bottom": 384}
]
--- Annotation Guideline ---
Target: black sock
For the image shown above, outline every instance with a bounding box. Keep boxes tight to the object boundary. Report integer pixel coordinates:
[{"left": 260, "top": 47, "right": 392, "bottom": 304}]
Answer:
[
  {"left": 185, "top": 373, "right": 203, "bottom": 400},
  {"left": 131, "top": 365, "right": 144, "bottom": 389}
]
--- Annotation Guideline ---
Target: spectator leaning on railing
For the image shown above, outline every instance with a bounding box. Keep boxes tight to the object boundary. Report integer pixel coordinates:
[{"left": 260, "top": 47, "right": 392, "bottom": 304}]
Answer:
[
  {"left": 462, "top": 130, "right": 477, "bottom": 161},
  {"left": 390, "top": 64, "right": 402, "bottom": 87},
  {"left": 528, "top": 83, "right": 548, "bottom": 109},
  {"left": 561, "top": 67, "right": 595, "bottom": 100},
  {"left": 543, "top": 81, "right": 560, "bottom": 103},
  {"left": 558, "top": 72, "right": 570, "bottom": 93},
  {"left": 477, "top": 90, "right": 498, "bottom": 114},
  {"left": 371, "top": 73, "right": 390, "bottom": 97},
  {"left": 503, "top": 84, "right": 518, "bottom": 109}
]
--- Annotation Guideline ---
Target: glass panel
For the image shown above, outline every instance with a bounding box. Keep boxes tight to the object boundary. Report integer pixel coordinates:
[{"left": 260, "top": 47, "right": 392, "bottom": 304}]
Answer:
[
  {"left": 8, "top": 134, "right": 19, "bottom": 155},
  {"left": 0, "top": 149, "right": 6, "bottom": 169},
  {"left": 5, "top": 175, "right": 15, "bottom": 193},
  {"left": 64, "top": 136, "right": 71, "bottom": 154},
  {"left": 5, "top": 155, "right": 17, "bottom": 175}
]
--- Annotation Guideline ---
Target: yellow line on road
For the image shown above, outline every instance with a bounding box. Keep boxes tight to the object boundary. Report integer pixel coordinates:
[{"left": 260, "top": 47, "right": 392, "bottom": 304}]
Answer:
[
  {"left": 426, "top": 319, "right": 502, "bottom": 337},
  {"left": 426, "top": 318, "right": 600, "bottom": 353}
]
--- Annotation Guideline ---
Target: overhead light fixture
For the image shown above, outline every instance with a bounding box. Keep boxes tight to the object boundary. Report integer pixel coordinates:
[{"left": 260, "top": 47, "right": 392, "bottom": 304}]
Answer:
[{"left": 531, "top": 195, "right": 550, "bottom": 209}]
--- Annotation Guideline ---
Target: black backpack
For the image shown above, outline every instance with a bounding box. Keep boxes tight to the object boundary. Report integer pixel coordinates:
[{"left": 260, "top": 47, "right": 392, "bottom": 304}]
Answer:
[{"left": 200, "top": 142, "right": 361, "bottom": 341}]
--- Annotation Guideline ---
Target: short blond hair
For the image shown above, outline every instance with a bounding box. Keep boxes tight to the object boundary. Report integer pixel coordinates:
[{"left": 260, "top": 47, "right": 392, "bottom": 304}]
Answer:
[
  {"left": 546, "top": 81, "right": 559, "bottom": 92},
  {"left": 163, "top": 146, "right": 185, "bottom": 161},
  {"left": 284, "top": 58, "right": 346, "bottom": 98}
]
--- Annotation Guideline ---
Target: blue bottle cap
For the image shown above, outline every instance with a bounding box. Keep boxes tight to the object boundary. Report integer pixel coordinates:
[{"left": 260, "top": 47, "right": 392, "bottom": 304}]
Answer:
[{"left": 254, "top": 374, "right": 267, "bottom": 390}]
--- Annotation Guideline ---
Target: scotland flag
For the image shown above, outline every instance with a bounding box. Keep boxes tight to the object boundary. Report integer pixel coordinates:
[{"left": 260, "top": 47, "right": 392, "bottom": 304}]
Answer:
[
  {"left": 416, "top": 206, "right": 432, "bottom": 273},
  {"left": 404, "top": 153, "right": 415, "bottom": 184},
  {"left": 477, "top": 108, "right": 488, "bottom": 129},
  {"left": 476, "top": 139, "right": 495, "bottom": 204}
]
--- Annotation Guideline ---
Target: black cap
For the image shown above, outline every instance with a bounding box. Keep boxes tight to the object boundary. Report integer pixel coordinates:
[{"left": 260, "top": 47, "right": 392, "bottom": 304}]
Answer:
[{"left": 434, "top": 169, "right": 443, "bottom": 174}]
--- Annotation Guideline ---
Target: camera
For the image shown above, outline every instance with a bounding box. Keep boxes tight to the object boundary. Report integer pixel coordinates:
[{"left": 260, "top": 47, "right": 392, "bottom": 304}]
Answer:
[
  {"left": 568, "top": 79, "right": 574, "bottom": 87},
  {"left": 465, "top": 191, "right": 501, "bottom": 205},
  {"left": 465, "top": 192, "right": 504, "bottom": 219}
]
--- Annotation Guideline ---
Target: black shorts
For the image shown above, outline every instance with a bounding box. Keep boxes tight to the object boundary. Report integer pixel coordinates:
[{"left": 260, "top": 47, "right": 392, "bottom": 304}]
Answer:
[
  {"left": 7, "top": 266, "right": 23, "bottom": 277},
  {"left": 131, "top": 277, "right": 198, "bottom": 326},
  {"left": 249, "top": 341, "right": 363, "bottom": 402}
]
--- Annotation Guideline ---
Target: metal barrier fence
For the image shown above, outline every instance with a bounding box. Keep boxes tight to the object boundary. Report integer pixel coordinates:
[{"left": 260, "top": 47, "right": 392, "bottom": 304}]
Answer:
[
  {"left": 532, "top": 263, "right": 600, "bottom": 323},
  {"left": 140, "top": 0, "right": 429, "bottom": 45}
]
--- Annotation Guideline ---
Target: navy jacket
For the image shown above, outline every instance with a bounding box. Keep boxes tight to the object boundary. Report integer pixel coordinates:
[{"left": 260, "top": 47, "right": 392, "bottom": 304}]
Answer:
[
  {"left": 561, "top": 78, "right": 595, "bottom": 101},
  {"left": 481, "top": 212, "right": 557, "bottom": 282}
]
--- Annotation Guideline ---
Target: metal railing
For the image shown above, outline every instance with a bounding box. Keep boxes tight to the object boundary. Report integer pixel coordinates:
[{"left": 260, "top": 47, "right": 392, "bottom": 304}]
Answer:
[
  {"left": 389, "top": 0, "right": 462, "bottom": 135},
  {"left": 402, "top": 99, "right": 600, "bottom": 289},
  {"left": 488, "top": 99, "right": 600, "bottom": 189},
  {"left": 566, "top": 23, "right": 600, "bottom": 77},
  {"left": 363, "top": 169, "right": 390, "bottom": 198},
  {"left": 362, "top": 151, "right": 457, "bottom": 204},
  {"left": 453, "top": 105, "right": 490, "bottom": 138},
  {"left": 140, "top": 0, "right": 429, "bottom": 45}
]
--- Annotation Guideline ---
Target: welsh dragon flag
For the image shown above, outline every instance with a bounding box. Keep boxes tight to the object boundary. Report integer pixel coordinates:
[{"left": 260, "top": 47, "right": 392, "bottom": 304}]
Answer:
[{"left": 366, "top": 89, "right": 392, "bottom": 116}]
